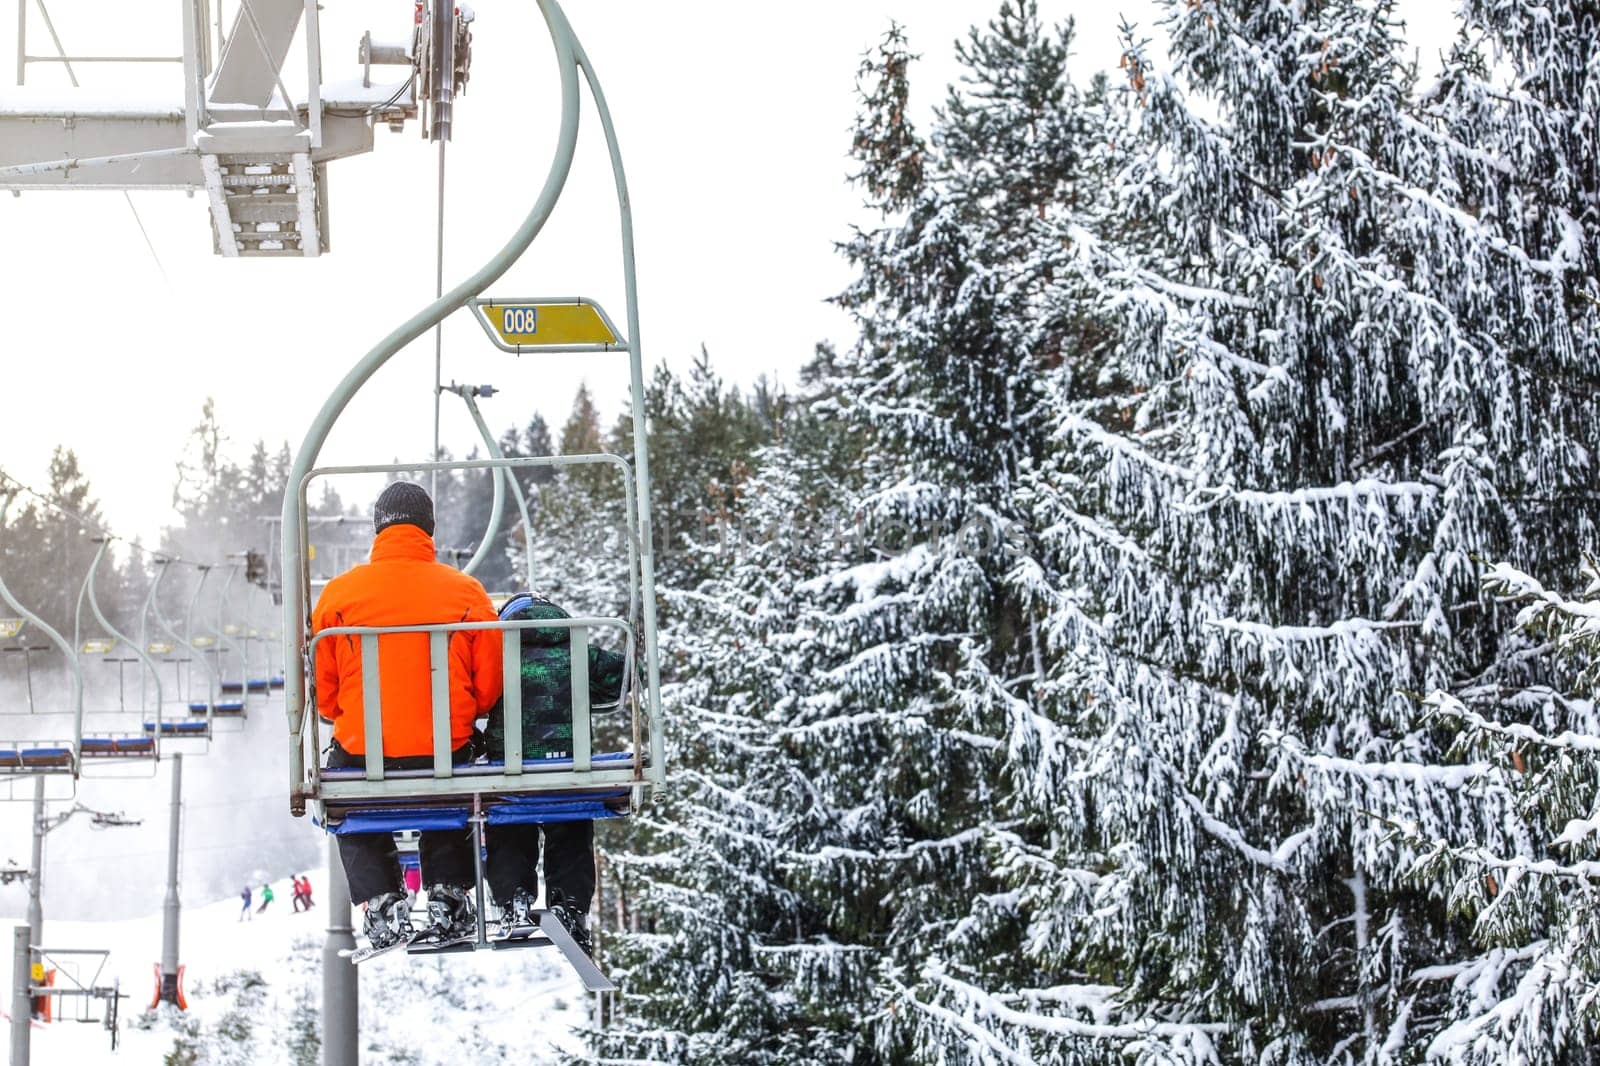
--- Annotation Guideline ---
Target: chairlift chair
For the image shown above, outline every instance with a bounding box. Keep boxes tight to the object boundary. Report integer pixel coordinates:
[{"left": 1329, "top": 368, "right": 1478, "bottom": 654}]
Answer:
[
  {"left": 0, "top": 495, "right": 82, "bottom": 800},
  {"left": 73, "top": 540, "right": 172, "bottom": 776},
  {"left": 280, "top": 0, "right": 663, "bottom": 983}
]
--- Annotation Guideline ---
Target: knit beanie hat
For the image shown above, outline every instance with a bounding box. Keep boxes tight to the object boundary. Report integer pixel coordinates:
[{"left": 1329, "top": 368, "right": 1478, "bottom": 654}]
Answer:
[{"left": 373, "top": 481, "right": 435, "bottom": 537}]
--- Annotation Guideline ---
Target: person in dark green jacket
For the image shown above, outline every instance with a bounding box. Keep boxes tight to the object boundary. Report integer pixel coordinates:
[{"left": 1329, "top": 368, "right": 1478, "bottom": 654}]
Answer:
[{"left": 483, "top": 594, "right": 625, "bottom": 954}]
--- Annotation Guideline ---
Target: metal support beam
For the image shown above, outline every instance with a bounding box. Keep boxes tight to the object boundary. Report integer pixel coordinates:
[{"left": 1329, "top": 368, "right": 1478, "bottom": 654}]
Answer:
[
  {"left": 211, "top": 0, "right": 302, "bottom": 107},
  {"left": 322, "top": 836, "right": 357, "bottom": 1066},
  {"left": 158, "top": 754, "right": 182, "bottom": 1005},
  {"left": 182, "top": 0, "right": 205, "bottom": 142}
]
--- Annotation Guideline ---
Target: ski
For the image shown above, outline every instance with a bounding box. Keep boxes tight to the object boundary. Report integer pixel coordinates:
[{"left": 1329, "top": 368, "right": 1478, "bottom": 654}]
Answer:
[
  {"left": 406, "top": 930, "right": 478, "bottom": 955},
  {"left": 490, "top": 922, "right": 542, "bottom": 944},
  {"left": 339, "top": 934, "right": 417, "bottom": 965},
  {"left": 537, "top": 911, "right": 615, "bottom": 992}
]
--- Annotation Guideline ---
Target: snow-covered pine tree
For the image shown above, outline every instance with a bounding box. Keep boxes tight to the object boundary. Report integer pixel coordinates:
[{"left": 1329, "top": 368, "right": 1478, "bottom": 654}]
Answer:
[
  {"left": 985, "top": 0, "right": 1599, "bottom": 1060},
  {"left": 1414, "top": 558, "right": 1600, "bottom": 1062},
  {"left": 1310, "top": 1, "right": 1600, "bottom": 1058},
  {"left": 595, "top": 433, "right": 865, "bottom": 1062},
  {"left": 603, "top": 5, "right": 1100, "bottom": 1060}
]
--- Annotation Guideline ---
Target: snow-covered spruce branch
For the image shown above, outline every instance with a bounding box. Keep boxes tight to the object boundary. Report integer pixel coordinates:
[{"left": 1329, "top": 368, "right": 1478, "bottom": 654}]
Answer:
[
  {"left": 1180, "top": 479, "right": 1437, "bottom": 514},
  {"left": 922, "top": 969, "right": 1231, "bottom": 1042},
  {"left": 1177, "top": 788, "right": 1313, "bottom": 875},
  {"left": 1406, "top": 942, "right": 1546, "bottom": 986},
  {"left": 1327, "top": 139, "right": 1578, "bottom": 278},
  {"left": 1392, "top": 821, "right": 1600, "bottom": 884},
  {"left": 1148, "top": 744, "right": 1314, "bottom": 874},
  {"left": 1481, "top": 562, "right": 1600, "bottom": 625},
  {"left": 1425, "top": 692, "right": 1600, "bottom": 754},
  {"left": 807, "top": 822, "right": 1022, "bottom": 866},
  {"left": 1205, "top": 615, "right": 1420, "bottom": 644},
  {"left": 778, "top": 708, "right": 1004, "bottom": 752},
  {"left": 1059, "top": 413, "right": 1442, "bottom": 516},
  {"left": 1262, "top": 729, "right": 1495, "bottom": 789}
]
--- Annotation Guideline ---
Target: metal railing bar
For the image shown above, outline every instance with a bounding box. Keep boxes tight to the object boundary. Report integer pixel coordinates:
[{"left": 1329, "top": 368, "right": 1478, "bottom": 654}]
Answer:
[
  {"left": 570, "top": 627, "right": 590, "bottom": 773},
  {"left": 429, "top": 631, "right": 450, "bottom": 778},
  {"left": 502, "top": 629, "right": 522, "bottom": 774},
  {"left": 360, "top": 636, "right": 383, "bottom": 781}
]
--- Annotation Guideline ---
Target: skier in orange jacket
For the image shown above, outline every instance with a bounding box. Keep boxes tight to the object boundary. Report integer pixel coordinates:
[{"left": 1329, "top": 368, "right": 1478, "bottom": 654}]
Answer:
[{"left": 312, "top": 480, "right": 504, "bottom": 951}]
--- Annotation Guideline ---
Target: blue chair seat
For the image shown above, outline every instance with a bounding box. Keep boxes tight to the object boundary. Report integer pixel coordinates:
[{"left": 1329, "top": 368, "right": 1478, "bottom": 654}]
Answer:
[
  {"left": 0, "top": 746, "right": 73, "bottom": 769},
  {"left": 144, "top": 720, "right": 211, "bottom": 735},
  {"left": 81, "top": 736, "right": 156, "bottom": 756},
  {"left": 326, "top": 792, "right": 629, "bottom": 835},
  {"left": 188, "top": 701, "right": 245, "bottom": 715},
  {"left": 220, "top": 680, "right": 271, "bottom": 694}
]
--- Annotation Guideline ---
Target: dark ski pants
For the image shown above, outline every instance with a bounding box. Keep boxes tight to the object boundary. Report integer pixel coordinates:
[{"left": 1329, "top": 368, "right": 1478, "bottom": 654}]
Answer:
[
  {"left": 326, "top": 741, "right": 478, "bottom": 903},
  {"left": 485, "top": 820, "right": 595, "bottom": 914}
]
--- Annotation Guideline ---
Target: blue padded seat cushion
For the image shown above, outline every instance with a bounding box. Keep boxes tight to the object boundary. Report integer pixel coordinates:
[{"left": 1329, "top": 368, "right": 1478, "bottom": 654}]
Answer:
[
  {"left": 188, "top": 701, "right": 245, "bottom": 714},
  {"left": 81, "top": 737, "right": 156, "bottom": 753},
  {"left": 144, "top": 721, "right": 210, "bottom": 734},
  {"left": 0, "top": 746, "right": 73, "bottom": 765},
  {"left": 327, "top": 793, "right": 628, "bottom": 835}
]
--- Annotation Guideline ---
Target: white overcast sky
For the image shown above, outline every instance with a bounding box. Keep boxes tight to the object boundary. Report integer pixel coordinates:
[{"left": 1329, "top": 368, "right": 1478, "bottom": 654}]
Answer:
[{"left": 0, "top": 1, "right": 1455, "bottom": 550}]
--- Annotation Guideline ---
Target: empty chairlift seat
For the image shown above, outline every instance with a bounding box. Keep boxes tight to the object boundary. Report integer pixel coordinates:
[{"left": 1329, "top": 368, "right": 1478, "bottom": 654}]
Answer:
[
  {"left": 144, "top": 720, "right": 212, "bottom": 737},
  {"left": 219, "top": 680, "right": 272, "bottom": 694},
  {"left": 0, "top": 744, "right": 75, "bottom": 770},
  {"left": 188, "top": 701, "right": 246, "bottom": 716},
  {"left": 79, "top": 735, "right": 157, "bottom": 758}
]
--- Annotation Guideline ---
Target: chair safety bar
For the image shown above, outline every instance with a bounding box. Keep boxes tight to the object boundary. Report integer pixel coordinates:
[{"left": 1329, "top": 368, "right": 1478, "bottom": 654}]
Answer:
[{"left": 305, "top": 615, "right": 644, "bottom": 804}]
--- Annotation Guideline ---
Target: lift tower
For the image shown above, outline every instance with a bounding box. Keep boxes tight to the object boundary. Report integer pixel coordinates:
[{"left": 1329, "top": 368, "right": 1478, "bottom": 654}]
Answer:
[{"left": 1, "top": 0, "right": 471, "bottom": 255}]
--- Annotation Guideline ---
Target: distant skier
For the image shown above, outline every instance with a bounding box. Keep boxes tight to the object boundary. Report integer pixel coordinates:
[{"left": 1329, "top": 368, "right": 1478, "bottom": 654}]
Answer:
[
  {"left": 297, "top": 875, "right": 315, "bottom": 911},
  {"left": 483, "top": 594, "right": 625, "bottom": 955},
  {"left": 290, "top": 875, "right": 307, "bottom": 912},
  {"left": 312, "top": 482, "right": 504, "bottom": 955},
  {"left": 238, "top": 885, "right": 252, "bottom": 922},
  {"left": 255, "top": 882, "right": 274, "bottom": 914}
]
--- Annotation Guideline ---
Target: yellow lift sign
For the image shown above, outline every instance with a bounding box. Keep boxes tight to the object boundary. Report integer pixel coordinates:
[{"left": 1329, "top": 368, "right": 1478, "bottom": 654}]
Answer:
[
  {"left": 0, "top": 619, "right": 22, "bottom": 639},
  {"left": 472, "top": 297, "right": 624, "bottom": 353}
]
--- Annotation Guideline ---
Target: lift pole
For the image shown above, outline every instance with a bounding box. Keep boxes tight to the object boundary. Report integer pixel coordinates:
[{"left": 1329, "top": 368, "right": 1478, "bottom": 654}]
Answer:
[
  {"left": 24, "top": 778, "right": 42, "bottom": 985},
  {"left": 10, "top": 925, "right": 29, "bottom": 1066},
  {"left": 322, "top": 837, "right": 357, "bottom": 1066},
  {"left": 158, "top": 754, "right": 182, "bottom": 1005}
]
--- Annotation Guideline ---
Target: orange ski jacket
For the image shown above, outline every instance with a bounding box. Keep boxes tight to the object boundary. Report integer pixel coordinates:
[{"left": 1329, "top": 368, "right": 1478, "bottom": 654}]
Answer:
[{"left": 312, "top": 524, "right": 504, "bottom": 757}]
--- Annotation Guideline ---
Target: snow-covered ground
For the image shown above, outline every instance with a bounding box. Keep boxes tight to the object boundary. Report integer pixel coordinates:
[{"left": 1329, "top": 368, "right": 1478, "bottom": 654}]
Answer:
[{"left": 22, "top": 867, "right": 593, "bottom": 1063}]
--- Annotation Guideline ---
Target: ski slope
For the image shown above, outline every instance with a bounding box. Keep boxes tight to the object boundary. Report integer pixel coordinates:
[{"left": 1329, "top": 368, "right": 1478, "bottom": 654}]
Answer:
[{"left": 23, "top": 867, "right": 592, "bottom": 1064}]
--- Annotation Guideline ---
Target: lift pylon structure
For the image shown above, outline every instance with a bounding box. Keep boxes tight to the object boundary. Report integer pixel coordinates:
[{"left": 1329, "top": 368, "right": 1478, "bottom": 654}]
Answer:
[{"left": 1, "top": 0, "right": 473, "bottom": 255}]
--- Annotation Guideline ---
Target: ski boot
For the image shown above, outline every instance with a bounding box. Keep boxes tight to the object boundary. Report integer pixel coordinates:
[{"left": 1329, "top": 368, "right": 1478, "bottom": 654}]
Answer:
[
  {"left": 417, "top": 883, "right": 477, "bottom": 946},
  {"left": 356, "top": 891, "right": 414, "bottom": 957},
  {"left": 495, "top": 887, "right": 538, "bottom": 940},
  {"left": 548, "top": 894, "right": 593, "bottom": 958}
]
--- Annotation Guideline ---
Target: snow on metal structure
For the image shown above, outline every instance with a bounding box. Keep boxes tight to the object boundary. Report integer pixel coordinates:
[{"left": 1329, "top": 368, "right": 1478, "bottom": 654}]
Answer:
[{"left": 0, "top": 0, "right": 471, "bottom": 256}]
